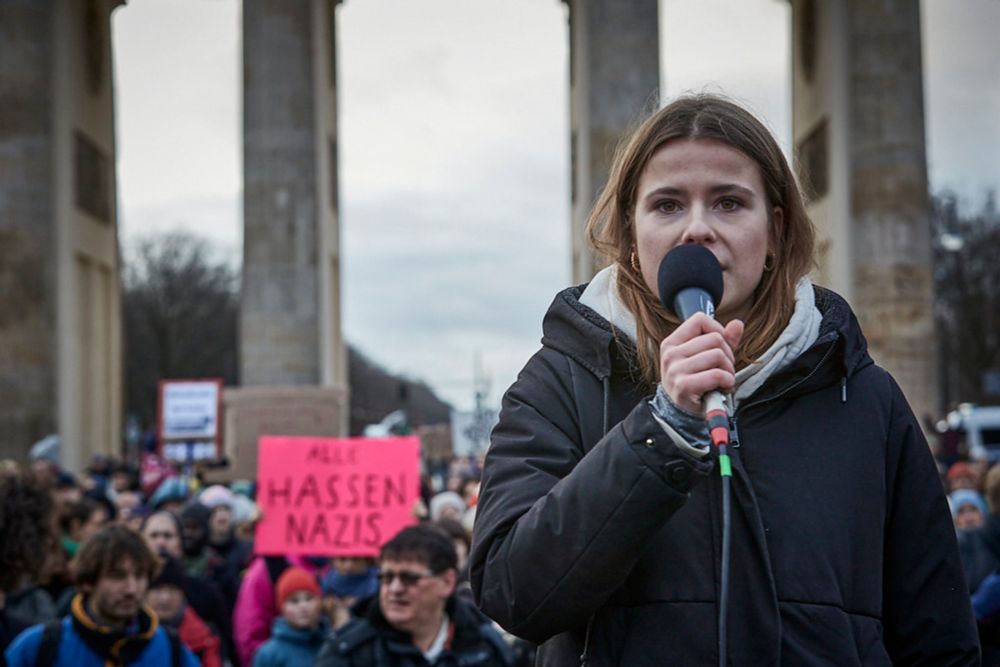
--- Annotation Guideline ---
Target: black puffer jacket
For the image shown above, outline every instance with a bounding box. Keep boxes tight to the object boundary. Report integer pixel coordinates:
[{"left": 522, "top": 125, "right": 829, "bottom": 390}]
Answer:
[
  {"left": 471, "top": 285, "right": 978, "bottom": 666},
  {"left": 315, "top": 595, "right": 513, "bottom": 667}
]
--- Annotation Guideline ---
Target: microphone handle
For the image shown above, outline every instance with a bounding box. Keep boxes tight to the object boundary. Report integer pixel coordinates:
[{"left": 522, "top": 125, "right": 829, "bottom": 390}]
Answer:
[
  {"left": 671, "top": 287, "right": 730, "bottom": 446},
  {"left": 673, "top": 287, "right": 717, "bottom": 321}
]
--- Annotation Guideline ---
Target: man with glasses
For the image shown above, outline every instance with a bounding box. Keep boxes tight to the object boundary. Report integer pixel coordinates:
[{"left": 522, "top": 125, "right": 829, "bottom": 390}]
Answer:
[{"left": 316, "top": 525, "right": 513, "bottom": 666}]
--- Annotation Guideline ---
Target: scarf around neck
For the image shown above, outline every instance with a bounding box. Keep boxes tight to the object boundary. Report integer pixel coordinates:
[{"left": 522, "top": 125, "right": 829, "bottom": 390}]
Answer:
[
  {"left": 70, "top": 593, "right": 159, "bottom": 666},
  {"left": 579, "top": 264, "right": 822, "bottom": 407}
]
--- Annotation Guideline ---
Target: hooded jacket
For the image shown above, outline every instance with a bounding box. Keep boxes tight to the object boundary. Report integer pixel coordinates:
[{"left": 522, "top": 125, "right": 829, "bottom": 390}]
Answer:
[
  {"left": 3, "top": 596, "right": 200, "bottom": 667},
  {"left": 470, "top": 284, "right": 978, "bottom": 666},
  {"left": 234, "top": 556, "right": 325, "bottom": 666},
  {"left": 167, "top": 605, "right": 221, "bottom": 667},
  {"left": 252, "top": 618, "right": 327, "bottom": 667},
  {"left": 314, "top": 594, "right": 513, "bottom": 667}
]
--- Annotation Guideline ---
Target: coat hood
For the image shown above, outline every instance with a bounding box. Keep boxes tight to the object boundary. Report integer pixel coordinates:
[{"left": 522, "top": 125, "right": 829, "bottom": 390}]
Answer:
[
  {"left": 539, "top": 283, "right": 873, "bottom": 399},
  {"left": 271, "top": 617, "right": 328, "bottom": 645}
]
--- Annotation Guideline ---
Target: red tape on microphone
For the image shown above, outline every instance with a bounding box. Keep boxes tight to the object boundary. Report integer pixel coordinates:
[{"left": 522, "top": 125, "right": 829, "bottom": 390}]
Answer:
[{"left": 706, "top": 409, "right": 729, "bottom": 448}]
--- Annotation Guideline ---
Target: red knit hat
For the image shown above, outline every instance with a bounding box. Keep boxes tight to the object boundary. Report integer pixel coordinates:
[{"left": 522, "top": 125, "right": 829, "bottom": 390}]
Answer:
[{"left": 275, "top": 567, "right": 321, "bottom": 608}]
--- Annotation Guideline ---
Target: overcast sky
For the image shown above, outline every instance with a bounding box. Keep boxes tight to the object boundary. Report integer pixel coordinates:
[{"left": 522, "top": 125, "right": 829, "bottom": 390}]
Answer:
[{"left": 112, "top": 0, "right": 999, "bottom": 413}]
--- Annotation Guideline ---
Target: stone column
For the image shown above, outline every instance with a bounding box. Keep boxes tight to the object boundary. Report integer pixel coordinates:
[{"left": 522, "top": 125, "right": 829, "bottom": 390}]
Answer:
[
  {"left": 0, "top": 1, "right": 57, "bottom": 462},
  {"left": 241, "top": 0, "right": 346, "bottom": 391},
  {"left": 792, "top": 0, "right": 937, "bottom": 424},
  {"left": 0, "top": 0, "right": 123, "bottom": 468},
  {"left": 564, "top": 0, "right": 659, "bottom": 284}
]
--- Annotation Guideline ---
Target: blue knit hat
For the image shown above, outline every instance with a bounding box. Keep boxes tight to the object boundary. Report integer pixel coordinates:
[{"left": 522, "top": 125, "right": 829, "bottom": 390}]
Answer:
[
  {"left": 949, "top": 489, "right": 988, "bottom": 519},
  {"left": 150, "top": 477, "right": 189, "bottom": 511},
  {"left": 321, "top": 566, "right": 379, "bottom": 600}
]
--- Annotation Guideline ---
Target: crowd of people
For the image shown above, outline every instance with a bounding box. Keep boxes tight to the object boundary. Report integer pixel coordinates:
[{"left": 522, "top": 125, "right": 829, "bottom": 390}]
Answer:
[
  {"left": 1, "top": 435, "right": 518, "bottom": 667},
  {"left": 935, "top": 437, "right": 1000, "bottom": 664}
]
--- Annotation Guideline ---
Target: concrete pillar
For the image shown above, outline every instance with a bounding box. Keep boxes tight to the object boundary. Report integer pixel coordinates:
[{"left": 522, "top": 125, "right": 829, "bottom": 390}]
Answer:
[
  {"left": 0, "top": 0, "right": 123, "bottom": 468},
  {"left": 792, "top": 0, "right": 937, "bottom": 424},
  {"left": 564, "top": 0, "right": 659, "bottom": 284},
  {"left": 241, "top": 0, "right": 346, "bottom": 392}
]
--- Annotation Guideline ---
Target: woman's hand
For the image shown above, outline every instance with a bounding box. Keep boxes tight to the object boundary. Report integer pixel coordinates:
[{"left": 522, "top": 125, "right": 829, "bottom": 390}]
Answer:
[{"left": 659, "top": 313, "right": 744, "bottom": 415}]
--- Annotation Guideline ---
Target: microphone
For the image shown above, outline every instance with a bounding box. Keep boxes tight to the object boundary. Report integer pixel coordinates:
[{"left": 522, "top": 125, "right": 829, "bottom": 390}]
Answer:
[
  {"left": 658, "top": 243, "right": 733, "bottom": 667},
  {"left": 657, "top": 244, "right": 730, "bottom": 449}
]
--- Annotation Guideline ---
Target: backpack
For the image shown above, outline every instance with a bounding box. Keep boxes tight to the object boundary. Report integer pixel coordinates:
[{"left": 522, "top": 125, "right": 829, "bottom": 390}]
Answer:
[{"left": 32, "top": 619, "right": 182, "bottom": 667}]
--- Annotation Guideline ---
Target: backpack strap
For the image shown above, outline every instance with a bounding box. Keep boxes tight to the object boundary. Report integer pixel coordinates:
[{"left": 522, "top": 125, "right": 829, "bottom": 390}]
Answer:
[
  {"left": 166, "top": 627, "right": 182, "bottom": 667},
  {"left": 32, "top": 620, "right": 63, "bottom": 667}
]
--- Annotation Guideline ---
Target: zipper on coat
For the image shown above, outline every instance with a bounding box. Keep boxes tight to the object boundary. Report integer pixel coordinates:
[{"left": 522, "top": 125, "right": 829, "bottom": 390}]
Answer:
[
  {"left": 601, "top": 376, "right": 610, "bottom": 436},
  {"left": 729, "top": 415, "right": 741, "bottom": 449},
  {"left": 580, "top": 375, "right": 611, "bottom": 666},
  {"left": 579, "top": 615, "right": 595, "bottom": 667}
]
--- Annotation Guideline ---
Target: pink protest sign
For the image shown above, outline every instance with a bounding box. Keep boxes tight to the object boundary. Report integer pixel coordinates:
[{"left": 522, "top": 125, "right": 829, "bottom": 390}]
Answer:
[{"left": 255, "top": 435, "right": 421, "bottom": 556}]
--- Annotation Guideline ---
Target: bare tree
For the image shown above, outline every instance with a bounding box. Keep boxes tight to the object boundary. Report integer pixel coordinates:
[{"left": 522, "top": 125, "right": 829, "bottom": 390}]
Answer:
[
  {"left": 122, "top": 232, "right": 451, "bottom": 432},
  {"left": 348, "top": 347, "right": 452, "bottom": 436},
  {"left": 932, "top": 190, "right": 1000, "bottom": 409},
  {"left": 123, "top": 232, "right": 239, "bottom": 427}
]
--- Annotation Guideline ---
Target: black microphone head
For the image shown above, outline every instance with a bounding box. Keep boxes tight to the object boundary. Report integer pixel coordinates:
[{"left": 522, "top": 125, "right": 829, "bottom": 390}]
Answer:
[{"left": 657, "top": 245, "right": 724, "bottom": 317}]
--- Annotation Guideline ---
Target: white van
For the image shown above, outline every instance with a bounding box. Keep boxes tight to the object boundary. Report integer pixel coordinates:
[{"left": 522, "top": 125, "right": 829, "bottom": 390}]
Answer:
[{"left": 959, "top": 405, "right": 1000, "bottom": 462}]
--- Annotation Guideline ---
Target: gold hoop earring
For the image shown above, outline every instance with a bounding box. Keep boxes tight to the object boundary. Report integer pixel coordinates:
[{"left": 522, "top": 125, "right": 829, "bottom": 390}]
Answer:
[
  {"left": 763, "top": 254, "right": 775, "bottom": 272},
  {"left": 630, "top": 250, "right": 640, "bottom": 273}
]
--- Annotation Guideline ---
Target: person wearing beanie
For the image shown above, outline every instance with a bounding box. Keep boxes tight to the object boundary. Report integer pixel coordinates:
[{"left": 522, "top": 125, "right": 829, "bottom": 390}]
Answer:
[
  {"left": 233, "top": 555, "right": 330, "bottom": 666},
  {"left": 252, "top": 568, "right": 327, "bottom": 667},
  {"left": 146, "top": 556, "right": 222, "bottom": 667},
  {"left": 178, "top": 503, "right": 212, "bottom": 576},
  {"left": 149, "top": 478, "right": 189, "bottom": 514},
  {"left": 950, "top": 489, "right": 988, "bottom": 531},
  {"left": 203, "top": 501, "right": 254, "bottom": 617},
  {"left": 429, "top": 492, "right": 466, "bottom": 523},
  {"left": 321, "top": 558, "right": 379, "bottom": 630},
  {"left": 28, "top": 435, "right": 61, "bottom": 484},
  {"left": 948, "top": 462, "right": 982, "bottom": 493}
]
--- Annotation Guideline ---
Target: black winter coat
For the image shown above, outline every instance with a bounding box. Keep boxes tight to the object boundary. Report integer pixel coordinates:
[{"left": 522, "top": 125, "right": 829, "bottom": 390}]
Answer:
[
  {"left": 314, "top": 595, "right": 513, "bottom": 667},
  {"left": 470, "top": 285, "right": 979, "bottom": 666}
]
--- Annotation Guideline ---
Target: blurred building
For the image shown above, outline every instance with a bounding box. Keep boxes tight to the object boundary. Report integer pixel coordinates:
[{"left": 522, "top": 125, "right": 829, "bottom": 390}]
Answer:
[{"left": 0, "top": 0, "right": 942, "bottom": 464}]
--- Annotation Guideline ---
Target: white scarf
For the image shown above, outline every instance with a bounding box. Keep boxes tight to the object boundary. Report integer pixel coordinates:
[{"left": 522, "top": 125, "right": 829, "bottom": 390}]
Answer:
[{"left": 579, "top": 264, "right": 822, "bottom": 406}]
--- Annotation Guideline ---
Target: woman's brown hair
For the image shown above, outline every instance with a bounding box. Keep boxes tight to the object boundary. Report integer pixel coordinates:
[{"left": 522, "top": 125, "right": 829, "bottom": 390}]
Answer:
[{"left": 586, "top": 94, "right": 816, "bottom": 388}]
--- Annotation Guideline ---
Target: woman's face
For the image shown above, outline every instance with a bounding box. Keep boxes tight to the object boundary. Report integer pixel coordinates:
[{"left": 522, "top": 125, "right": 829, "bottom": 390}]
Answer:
[
  {"left": 633, "top": 138, "right": 778, "bottom": 324},
  {"left": 142, "top": 513, "right": 182, "bottom": 558},
  {"left": 209, "top": 506, "right": 233, "bottom": 544}
]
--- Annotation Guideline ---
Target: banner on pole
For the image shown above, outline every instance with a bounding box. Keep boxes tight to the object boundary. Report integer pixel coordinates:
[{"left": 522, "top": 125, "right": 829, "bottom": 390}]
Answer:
[{"left": 254, "top": 435, "right": 420, "bottom": 557}]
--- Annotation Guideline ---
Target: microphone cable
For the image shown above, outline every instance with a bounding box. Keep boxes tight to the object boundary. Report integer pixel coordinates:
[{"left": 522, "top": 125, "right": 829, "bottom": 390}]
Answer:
[{"left": 705, "top": 395, "right": 732, "bottom": 667}]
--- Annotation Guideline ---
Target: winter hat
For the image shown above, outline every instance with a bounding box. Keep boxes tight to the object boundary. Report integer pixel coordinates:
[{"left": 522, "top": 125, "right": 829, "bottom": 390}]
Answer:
[
  {"left": 29, "top": 434, "right": 61, "bottom": 464},
  {"left": 276, "top": 567, "right": 321, "bottom": 608},
  {"left": 198, "top": 484, "right": 235, "bottom": 509},
  {"left": 429, "top": 491, "right": 466, "bottom": 522},
  {"left": 949, "top": 489, "right": 988, "bottom": 519},
  {"left": 54, "top": 470, "right": 78, "bottom": 490},
  {"left": 179, "top": 502, "right": 212, "bottom": 556},
  {"left": 230, "top": 480, "right": 255, "bottom": 499},
  {"left": 948, "top": 462, "right": 979, "bottom": 486},
  {"left": 229, "top": 494, "right": 258, "bottom": 525},
  {"left": 321, "top": 567, "right": 379, "bottom": 600},
  {"left": 150, "top": 477, "right": 189, "bottom": 511},
  {"left": 150, "top": 556, "right": 187, "bottom": 590}
]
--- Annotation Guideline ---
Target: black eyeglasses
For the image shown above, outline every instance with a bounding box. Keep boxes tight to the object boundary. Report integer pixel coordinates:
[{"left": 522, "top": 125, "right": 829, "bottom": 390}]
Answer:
[{"left": 377, "top": 569, "right": 437, "bottom": 587}]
